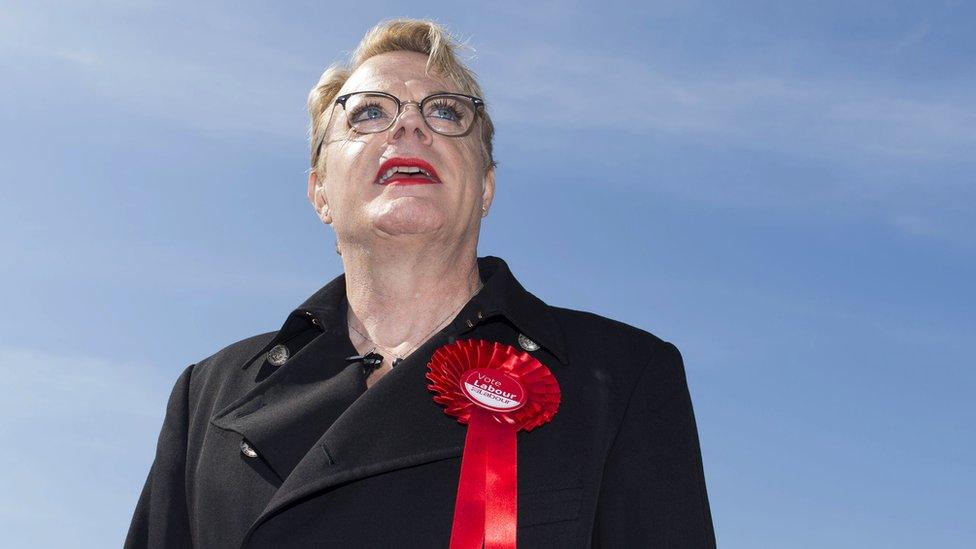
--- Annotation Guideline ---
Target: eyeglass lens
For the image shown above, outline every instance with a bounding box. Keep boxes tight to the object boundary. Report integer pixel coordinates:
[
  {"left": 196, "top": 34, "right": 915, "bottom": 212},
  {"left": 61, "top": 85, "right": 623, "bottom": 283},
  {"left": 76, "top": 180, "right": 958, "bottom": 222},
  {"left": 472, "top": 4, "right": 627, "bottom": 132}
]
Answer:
[{"left": 343, "top": 93, "right": 475, "bottom": 136}]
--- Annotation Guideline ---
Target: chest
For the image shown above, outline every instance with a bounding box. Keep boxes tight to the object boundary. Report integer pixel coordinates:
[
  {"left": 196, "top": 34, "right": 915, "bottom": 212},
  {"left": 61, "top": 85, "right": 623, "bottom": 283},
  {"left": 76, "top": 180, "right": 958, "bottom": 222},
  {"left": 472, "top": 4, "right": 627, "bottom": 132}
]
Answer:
[{"left": 191, "top": 317, "right": 608, "bottom": 548}]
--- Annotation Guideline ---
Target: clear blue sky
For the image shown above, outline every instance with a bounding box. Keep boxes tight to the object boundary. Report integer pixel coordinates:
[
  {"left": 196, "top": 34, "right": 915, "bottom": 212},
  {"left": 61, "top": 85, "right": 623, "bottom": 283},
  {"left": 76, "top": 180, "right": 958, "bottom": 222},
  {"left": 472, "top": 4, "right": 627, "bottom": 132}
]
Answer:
[{"left": 1, "top": 1, "right": 973, "bottom": 547}]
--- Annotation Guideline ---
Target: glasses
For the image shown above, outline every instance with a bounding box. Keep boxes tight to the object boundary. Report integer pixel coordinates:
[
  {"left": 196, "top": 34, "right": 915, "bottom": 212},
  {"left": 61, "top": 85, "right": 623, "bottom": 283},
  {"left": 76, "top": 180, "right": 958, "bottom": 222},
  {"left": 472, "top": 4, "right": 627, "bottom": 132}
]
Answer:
[{"left": 334, "top": 91, "right": 484, "bottom": 137}]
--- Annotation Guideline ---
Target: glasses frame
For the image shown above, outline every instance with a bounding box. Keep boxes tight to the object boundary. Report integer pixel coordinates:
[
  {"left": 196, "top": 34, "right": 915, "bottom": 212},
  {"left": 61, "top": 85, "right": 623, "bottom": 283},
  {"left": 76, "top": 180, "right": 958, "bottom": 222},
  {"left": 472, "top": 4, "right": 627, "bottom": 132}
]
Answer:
[
  {"left": 311, "top": 91, "right": 485, "bottom": 165},
  {"left": 334, "top": 90, "right": 484, "bottom": 137}
]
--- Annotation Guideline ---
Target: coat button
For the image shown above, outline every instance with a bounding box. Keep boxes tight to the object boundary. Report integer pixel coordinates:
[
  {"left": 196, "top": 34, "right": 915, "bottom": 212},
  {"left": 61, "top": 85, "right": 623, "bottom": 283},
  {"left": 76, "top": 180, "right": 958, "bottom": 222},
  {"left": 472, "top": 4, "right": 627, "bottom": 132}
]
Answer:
[
  {"left": 267, "top": 344, "right": 290, "bottom": 366},
  {"left": 517, "top": 333, "right": 540, "bottom": 351},
  {"left": 240, "top": 440, "right": 259, "bottom": 458}
]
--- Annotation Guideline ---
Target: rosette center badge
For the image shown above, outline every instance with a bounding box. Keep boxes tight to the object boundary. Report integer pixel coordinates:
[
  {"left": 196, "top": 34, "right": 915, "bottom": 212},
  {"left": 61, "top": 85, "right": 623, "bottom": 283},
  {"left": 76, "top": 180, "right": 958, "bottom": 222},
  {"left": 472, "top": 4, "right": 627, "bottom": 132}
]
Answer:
[{"left": 461, "top": 369, "right": 526, "bottom": 412}]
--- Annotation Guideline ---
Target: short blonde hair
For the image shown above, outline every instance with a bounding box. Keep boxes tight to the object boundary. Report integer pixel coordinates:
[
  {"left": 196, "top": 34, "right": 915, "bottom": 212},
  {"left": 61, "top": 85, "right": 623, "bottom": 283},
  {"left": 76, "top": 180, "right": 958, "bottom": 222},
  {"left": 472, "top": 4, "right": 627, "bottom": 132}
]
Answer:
[{"left": 307, "top": 19, "right": 496, "bottom": 176}]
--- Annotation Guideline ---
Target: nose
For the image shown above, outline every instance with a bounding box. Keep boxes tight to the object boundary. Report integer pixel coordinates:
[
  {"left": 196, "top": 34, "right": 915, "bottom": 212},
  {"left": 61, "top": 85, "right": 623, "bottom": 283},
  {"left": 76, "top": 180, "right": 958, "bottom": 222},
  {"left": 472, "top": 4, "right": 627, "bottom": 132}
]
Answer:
[{"left": 387, "top": 101, "right": 433, "bottom": 145}]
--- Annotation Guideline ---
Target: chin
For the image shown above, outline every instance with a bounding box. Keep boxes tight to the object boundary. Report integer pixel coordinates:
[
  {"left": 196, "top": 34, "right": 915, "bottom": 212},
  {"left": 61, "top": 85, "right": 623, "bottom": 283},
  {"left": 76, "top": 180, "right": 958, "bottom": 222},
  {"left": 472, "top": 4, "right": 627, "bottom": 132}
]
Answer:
[{"left": 369, "top": 199, "right": 446, "bottom": 236}]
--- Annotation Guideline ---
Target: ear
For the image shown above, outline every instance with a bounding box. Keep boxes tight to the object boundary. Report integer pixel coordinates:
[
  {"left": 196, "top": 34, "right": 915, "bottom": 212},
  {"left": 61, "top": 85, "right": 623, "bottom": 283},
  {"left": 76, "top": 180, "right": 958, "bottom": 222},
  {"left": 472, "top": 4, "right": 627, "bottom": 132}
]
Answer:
[
  {"left": 307, "top": 170, "right": 333, "bottom": 224},
  {"left": 480, "top": 165, "right": 496, "bottom": 217}
]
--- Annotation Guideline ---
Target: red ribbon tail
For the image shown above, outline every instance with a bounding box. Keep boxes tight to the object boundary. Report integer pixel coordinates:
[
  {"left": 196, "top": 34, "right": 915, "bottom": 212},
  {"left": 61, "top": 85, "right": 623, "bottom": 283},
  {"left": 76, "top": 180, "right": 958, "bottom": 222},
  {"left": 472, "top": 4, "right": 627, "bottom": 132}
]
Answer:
[
  {"left": 450, "top": 410, "right": 489, "bottom": 549},
  {"left": 484, "top": 416, "right": 517, "bottom": 549},
  {"left": 449, "top": 409, "right": 519, "bottom": 549}
]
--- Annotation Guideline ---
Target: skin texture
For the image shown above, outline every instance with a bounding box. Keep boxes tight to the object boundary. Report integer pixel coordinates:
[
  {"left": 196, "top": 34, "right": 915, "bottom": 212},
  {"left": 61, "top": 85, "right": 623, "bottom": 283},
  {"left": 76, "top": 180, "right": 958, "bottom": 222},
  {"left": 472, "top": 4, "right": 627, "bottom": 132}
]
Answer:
[{"left": 307, "top": 50, "right": 495, "bottom": 388}]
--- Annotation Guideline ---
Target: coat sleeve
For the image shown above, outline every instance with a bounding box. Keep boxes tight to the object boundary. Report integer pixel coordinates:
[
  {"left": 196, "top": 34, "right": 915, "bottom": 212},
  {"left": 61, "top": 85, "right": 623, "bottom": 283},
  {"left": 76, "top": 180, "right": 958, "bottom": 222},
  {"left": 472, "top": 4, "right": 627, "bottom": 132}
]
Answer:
[
  {"left": 592, "top": 341, "right": 717, "bottom": 548},
  {"left": 125, "top": 363, "right": 196, "bottom": 548}
]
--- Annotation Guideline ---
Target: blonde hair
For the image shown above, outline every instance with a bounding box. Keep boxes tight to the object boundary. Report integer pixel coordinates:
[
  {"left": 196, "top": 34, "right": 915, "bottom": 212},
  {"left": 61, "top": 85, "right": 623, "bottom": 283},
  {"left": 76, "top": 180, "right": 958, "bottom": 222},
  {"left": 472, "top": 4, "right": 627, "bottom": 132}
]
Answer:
[{"left": 307, "top": 19, "right": 496, "bottom": 176}]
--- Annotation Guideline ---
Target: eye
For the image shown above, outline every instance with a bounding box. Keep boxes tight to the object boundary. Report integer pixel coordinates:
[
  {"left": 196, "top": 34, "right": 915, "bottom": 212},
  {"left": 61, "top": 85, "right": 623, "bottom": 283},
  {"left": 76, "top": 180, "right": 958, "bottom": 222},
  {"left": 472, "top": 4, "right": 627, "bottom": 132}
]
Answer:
[
  {"left": 427, "top": 100, "right": 465, "bottom": 123},
  {"left": 349, "top": 102, "right": 390, "bottom": 123}
]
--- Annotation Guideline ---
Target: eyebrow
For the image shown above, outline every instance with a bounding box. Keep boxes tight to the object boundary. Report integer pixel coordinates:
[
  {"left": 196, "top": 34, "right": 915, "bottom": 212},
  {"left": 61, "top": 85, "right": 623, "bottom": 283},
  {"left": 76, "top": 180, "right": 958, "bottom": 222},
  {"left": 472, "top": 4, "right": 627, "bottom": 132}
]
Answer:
[
  {"left": 386, "top": 90, "right": 458, "bottom": 97},
  {"left": 349, "top": 89, "right": 460, "bottom": 98}
]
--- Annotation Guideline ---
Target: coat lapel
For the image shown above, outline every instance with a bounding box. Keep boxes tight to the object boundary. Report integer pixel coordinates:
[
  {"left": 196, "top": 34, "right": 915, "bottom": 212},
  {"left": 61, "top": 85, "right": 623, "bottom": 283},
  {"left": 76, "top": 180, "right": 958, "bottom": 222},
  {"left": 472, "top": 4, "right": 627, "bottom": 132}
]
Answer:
[
  {"left": 242, "top": 330, "right": 467, "bottom": 543},
  {"left": 209, "top": 327, "right": 363, "bottom": 481},
  {"left": 210, "top": 272, "right": 361, "bottom": 481}
]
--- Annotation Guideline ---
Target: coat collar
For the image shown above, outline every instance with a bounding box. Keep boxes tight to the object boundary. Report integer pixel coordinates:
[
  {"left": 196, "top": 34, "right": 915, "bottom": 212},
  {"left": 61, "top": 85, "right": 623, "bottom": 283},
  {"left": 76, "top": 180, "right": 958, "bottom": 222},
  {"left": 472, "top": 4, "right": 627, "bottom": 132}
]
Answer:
[
  {"left": 453, "top": 255, "right": 568, "bottom": 365},
  {"left": 243, "top": 255, "right": 568, "bottom": 369}
]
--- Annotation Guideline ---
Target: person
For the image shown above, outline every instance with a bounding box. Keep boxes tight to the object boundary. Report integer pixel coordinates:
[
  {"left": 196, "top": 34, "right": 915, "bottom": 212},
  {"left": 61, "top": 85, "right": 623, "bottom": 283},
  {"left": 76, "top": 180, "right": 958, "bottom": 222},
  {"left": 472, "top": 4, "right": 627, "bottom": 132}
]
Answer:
[{"left": 125, "top": 18, "right": 716, "bottom": 548}]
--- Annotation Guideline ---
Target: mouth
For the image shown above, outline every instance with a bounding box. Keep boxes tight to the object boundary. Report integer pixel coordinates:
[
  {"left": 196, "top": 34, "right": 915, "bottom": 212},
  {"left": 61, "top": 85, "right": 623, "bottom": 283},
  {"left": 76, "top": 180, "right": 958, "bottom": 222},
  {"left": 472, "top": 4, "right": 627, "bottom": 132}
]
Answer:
[{"left": 374, "top": 157, "right": 443, "bottom": 186}]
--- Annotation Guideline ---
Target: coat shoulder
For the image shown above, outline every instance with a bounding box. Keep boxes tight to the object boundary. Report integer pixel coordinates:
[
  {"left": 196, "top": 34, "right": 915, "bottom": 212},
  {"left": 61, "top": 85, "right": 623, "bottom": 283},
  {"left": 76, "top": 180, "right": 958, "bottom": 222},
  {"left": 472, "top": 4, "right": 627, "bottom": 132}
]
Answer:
[
  {"left": 182, "top": 330, "right": 278, "bottom": 401},
  {"left": 547, "top": 305, "right": 681, "bottom": 387},
  {"left": 549, "top": 305, "right": 671, "bottom": 356}
]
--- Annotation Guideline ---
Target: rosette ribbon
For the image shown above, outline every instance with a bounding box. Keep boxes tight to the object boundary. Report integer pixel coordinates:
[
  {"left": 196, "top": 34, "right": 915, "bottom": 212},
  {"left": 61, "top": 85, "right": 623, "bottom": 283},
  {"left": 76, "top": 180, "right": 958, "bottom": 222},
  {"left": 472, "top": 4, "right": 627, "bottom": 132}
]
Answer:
[{"left": 427, "top": 339, "right": 561, "bottom": 549}]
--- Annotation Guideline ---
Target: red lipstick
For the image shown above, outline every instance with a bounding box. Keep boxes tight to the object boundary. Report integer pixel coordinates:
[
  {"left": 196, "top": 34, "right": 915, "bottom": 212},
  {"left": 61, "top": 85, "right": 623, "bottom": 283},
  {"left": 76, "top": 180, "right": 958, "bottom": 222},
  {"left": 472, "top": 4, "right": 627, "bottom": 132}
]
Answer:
[{"left": 374, "top": 157, "right": 442, "bottom": 186}]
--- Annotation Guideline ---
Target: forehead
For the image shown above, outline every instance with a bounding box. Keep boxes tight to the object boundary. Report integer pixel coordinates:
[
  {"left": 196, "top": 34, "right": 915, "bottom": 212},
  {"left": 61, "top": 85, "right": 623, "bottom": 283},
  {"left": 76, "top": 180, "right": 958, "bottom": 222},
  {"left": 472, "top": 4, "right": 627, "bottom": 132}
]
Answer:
[{"left": 338, "top": 51, "right": 456, "bottom": 97}]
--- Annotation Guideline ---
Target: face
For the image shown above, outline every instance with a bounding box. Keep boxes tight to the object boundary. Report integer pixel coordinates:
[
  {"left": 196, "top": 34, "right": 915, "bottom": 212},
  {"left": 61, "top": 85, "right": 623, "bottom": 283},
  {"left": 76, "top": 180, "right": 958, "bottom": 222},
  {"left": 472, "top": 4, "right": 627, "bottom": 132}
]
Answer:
[{"left": 308, "top": 50, "right": 495, "bottom": 252}]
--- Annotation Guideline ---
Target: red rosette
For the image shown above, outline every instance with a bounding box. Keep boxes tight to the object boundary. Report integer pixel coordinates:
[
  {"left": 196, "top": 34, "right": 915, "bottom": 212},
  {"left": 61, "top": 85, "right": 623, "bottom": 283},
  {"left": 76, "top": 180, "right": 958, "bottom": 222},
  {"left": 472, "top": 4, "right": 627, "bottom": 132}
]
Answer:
[
  {"left": 426, "top": 338, "right": 561, "bottom": 431},
  {"left": 426, "top": 339, "right": 561, "bottom": 549}
]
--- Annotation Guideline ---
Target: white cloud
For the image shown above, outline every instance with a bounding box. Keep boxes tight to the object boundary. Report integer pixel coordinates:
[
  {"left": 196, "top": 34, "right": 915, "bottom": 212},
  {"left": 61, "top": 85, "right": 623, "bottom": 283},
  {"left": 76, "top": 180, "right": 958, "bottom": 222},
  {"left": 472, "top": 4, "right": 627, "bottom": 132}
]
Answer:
[
  {"left": 0, "top": 347, "right": 169, "bottom": 420},
  {"left": 0, "top": 346, "right": 174, "bottom": 546},
  {"left": 889, "top": 21, "right": 933, "bottom": 54},
  {"left": 478, "top": 41, "right": 975, "bottom": 244},
  {"left": 2, "top": 230, "right": 330, "bottom": 294},
  {"left": 0, "top": 2, "right": 317, "bottom": 138},
  {"left": 484, "top": 43, "right": 976, "bottom": 163}
]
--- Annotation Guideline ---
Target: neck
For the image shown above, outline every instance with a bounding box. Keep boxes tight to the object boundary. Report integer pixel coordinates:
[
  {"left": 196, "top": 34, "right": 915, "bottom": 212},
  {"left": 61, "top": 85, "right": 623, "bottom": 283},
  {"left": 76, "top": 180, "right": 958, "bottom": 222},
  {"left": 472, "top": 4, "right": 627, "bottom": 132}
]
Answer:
[{"left": 342, "top": 241, "right": 482, "bottom": 360}]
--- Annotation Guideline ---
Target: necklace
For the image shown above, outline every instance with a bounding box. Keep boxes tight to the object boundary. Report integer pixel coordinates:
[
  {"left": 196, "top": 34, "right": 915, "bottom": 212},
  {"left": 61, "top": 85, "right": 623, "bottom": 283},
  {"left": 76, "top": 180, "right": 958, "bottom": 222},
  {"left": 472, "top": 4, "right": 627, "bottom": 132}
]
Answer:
[{"left": 348, "top": 282, "right": 483, "bottom": 369}]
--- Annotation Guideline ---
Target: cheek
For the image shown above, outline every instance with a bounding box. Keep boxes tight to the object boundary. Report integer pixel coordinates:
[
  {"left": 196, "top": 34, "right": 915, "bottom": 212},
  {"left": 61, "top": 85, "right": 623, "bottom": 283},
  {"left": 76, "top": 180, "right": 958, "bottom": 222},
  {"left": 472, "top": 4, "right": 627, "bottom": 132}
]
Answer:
[
  {"left": 447, "top": 139, "right": 484, "bottom": 184},
  {"left": 324, "top": 139, "right": 370, "bottom": 194},
  {"left": 334, "top": 134, "right": 369, "bottom": 166}
]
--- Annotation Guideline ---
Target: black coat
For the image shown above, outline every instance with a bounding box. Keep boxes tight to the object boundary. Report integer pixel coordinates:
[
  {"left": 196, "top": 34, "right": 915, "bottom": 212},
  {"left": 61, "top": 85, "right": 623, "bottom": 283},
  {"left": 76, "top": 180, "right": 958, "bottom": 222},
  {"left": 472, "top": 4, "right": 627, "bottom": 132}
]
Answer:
[{"left": 126, "top": 256, "right": 716, "bottom": 548}]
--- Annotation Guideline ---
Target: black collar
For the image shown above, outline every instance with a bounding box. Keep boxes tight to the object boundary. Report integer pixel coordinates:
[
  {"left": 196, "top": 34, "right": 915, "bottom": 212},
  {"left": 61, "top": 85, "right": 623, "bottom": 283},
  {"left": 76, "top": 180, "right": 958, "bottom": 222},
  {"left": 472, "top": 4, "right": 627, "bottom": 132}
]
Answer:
[
  {"left": 247, "top": 256, "right": 568, "bottom": 368},
  {"left": 451, "top": 256, "right": 568, "bottom": 364}
]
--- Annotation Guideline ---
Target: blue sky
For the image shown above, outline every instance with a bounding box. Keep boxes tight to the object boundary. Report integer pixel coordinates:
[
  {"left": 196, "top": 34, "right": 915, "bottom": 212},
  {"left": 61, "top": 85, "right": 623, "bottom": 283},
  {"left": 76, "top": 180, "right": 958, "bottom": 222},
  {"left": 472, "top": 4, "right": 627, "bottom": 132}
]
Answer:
[{"left": 1, "top": 1, "right": 973, "bottom": 547}]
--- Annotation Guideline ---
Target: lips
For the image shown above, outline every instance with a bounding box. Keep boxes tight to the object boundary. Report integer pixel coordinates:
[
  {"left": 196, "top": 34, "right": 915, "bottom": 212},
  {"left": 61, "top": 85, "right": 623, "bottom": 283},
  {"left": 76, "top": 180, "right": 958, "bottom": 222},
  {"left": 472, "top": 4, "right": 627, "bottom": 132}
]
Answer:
[{"left": 374, "top": 157, "right": 442, "bottom": 185}]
